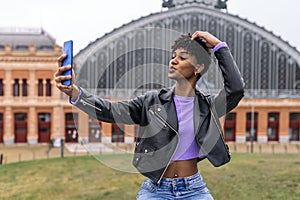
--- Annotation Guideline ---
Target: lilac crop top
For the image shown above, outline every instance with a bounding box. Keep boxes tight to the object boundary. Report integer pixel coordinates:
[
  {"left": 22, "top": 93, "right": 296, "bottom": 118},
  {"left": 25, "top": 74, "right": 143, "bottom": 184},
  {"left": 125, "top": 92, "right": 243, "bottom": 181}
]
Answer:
[{"left": 172, "top": 95, "right": 200, "bottom": 161}]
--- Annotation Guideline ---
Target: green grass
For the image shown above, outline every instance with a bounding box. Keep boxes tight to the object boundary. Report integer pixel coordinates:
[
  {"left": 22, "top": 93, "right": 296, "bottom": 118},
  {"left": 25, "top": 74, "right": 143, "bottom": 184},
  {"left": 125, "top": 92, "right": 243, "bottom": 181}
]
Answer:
[{"left": 0, "top": 153, "right": 299, "bottom": 200}]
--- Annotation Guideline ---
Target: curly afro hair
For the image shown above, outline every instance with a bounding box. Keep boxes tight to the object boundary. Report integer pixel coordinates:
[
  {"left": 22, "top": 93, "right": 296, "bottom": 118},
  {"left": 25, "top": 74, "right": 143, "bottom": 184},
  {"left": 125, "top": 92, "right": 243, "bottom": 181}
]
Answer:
[{"left": 171, "top": 33, "right": 212, "bottom": 77}]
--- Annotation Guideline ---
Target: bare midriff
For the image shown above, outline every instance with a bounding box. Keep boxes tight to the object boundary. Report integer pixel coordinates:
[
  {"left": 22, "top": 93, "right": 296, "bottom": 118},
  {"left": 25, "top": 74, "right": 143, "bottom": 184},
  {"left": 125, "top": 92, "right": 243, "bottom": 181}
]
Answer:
[{"left": 163, "top": 158, "right": 198, "bottom": 178}]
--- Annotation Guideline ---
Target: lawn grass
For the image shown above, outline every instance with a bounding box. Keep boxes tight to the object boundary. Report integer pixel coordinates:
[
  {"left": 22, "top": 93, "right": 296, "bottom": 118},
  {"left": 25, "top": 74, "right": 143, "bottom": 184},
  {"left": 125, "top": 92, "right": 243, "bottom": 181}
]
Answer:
[{"left": 0, "top": 153, "right": 299, "bottom": 200}]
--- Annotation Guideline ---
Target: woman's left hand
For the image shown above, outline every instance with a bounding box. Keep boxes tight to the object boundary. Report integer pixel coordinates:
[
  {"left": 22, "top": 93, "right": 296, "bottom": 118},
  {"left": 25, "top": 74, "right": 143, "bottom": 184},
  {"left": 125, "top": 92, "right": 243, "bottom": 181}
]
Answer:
[{"left": 191, "top": 31, "right": 222, "bottom": 48}]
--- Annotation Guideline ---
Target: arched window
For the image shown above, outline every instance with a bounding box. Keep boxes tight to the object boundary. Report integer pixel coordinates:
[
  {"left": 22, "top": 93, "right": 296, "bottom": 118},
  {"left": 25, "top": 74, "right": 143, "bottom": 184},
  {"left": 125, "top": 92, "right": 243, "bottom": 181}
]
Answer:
[
  {"left": 38, "top": 79, "right": 43, "bottom": 96},
  {"left": 22, "top": 79, "right": 28, "bottom": 96},
  {"left": 13, "top": 79, "right": 20, "bottom": 96},
  {"left": 278, "top": 54, "right": 287, "bottom": 90},
  {"left": 225, "top": 25, "right": 235, "bottom": 55},
  {"left": 208, "top": 19, "right": 217, "bottom": 36},
  {"left": 260, "top": 42, "right": 270, "bottom": 89},
  {"left": 243, "top": 32, "right": 253, "bottom": 90},
  {"left": 46, "top": 79, "right": 51, "bottom": 96},
  {"left": 0, "top": 79, "right": 4, "bottom": 96},
  {"left": 190, "top": 15, "right": 199, "bottom": 33},
  {"left": 171, "top": 18, "right": 181, "bottom": 32}
]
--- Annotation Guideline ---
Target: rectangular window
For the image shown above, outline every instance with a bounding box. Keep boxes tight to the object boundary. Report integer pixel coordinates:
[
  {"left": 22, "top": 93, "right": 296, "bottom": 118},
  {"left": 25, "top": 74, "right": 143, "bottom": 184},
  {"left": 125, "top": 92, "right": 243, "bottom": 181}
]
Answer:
[
  {"left": 66, "top": 113, "right": 78, "bottom": 121},
  {"left": 13, "top": 79, "right": 19, "bottom": 96},
  {"left": 289, "top": 113, "right": 300, "bottom": 141},
  {"left": 268, "top": 112, "right": 279, "bottom": 141},
  {"left": 89, "top": 117, "right": 102, "bottom": 143},
  {"left": 22, "top": 79, "right": 28, "bottom": 96},
  {"left": 46, "top": 79, "right": 51, "bottom": 96},
  {"left": 224, "top": 112, "right": 236, "bottom": 142},
  {"left": 38, "top": 79, "right": 43, "bottom": 96},
  {"left": 0, "top": 79, "right": 4, "bottom": 96},
  {"left": 134, "top": 125, "right": 140, "bottom": 142},
  {"left": 38, "top": 113, "right": 51, "bottom": 143},
  {"left": 65, "top": 113, "right": 78, "bottom": 143},
  {"left": 112, "top": 124, "right": 124, "bottom": 143},
  {"left": 246, "top": 112, "right": 258, "bottom": 141},
  {"left": 15, "top": 45, "right": 28, "bottom": 51},
  {"left": 14, "top": 113, "right": 27, "bottom": 143}
]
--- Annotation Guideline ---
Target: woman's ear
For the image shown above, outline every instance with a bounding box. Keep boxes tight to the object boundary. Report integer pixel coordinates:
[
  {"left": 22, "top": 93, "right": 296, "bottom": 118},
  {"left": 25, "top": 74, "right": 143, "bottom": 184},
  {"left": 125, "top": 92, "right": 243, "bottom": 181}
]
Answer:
[{"left": 195, "top": 64, "right": 205, "bottom": 75}]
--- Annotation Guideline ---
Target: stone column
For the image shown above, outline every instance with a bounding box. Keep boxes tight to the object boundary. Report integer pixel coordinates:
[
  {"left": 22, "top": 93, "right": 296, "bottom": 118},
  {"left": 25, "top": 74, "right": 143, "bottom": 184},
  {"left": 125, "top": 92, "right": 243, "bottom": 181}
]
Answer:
[
  {"left": 52, "top": 105, "right": 64, "bottom": 139},
  {"left": 4, "top": 107, "right": 13, "bottom": 144},
  {"left": 101, "top": 122, "right": 112, "bottom": 143},
  {"left": 124, "top": 125, "right": 135, "bottom": 144},
  {"left": 279, "top": 110, "right": 289, "bottom": 142},
  {"left": 4, "top": 70, "right": 12, "bottom": 98},
  {"left": 28, "top": 106, "right": 37, "bottom": 144},
  {"left": 29, "top": 70, "right": 35, "bottom": 97},
  {"left": 235, "top": 108, "right": 246, "bottom": 143},
  {"left": 257, "top": 109, "right": 268, "bottom": 143},
  {"left": 78, "top": 111, "right": 89, "bottom": 142}
]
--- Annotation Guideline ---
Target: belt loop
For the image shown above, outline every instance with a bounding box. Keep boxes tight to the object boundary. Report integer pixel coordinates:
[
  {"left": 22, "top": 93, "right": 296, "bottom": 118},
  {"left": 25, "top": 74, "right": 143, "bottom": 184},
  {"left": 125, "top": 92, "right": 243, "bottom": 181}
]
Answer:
[{"left": 184, "top": 177, "right": 189, "bottom": 189}]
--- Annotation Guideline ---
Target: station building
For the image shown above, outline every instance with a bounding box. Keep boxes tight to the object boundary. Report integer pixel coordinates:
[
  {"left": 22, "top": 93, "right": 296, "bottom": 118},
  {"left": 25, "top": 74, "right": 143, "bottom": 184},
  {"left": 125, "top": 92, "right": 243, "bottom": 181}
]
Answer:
[
  {"left": 0, "top": 27, "right": 86, "bottom": 144},
  {"left": 0, "top": 0, "right": 299, "bottom": 144},
  {"left": 74, "top": 0, "right": 300, "bottom": 144}
]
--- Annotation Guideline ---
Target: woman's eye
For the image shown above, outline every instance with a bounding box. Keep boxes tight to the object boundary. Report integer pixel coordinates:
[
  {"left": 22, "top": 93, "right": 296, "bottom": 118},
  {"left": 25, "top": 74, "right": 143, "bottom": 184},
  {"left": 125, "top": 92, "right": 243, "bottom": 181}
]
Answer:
[
  {"left": 171, "top": 56, "right": 175, "bottom": 59},
  {"left": 180, "top": 57, "right": 186, "bottom": 60}
]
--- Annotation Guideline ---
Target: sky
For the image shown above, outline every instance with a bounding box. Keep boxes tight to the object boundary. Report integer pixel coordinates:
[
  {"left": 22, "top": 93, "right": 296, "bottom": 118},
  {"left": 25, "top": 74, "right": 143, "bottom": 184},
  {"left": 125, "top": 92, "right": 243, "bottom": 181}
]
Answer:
[{"left": 0, "top": 0, "right": 299, "bottom": 54}]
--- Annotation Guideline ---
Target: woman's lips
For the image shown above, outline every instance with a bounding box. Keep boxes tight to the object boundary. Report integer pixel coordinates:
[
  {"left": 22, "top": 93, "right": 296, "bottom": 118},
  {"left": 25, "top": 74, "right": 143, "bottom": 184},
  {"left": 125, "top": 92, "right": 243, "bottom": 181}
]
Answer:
[{"left": 169, "top": 66, "right": 176, "bottom": 73}]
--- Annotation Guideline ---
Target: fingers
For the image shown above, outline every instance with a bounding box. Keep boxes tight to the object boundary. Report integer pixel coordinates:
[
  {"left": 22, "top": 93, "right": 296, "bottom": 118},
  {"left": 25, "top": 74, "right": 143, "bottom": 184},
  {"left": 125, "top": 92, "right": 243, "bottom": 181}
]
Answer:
[
  {"left": 57, "top": 54, "right": 67, "bottom": 70},
  {"left": 57, "top": 54, "right": 67, "bottom": 63},
  {"left": 191, "top": 31, "right": 209, "bottom": 40},
  {"left": 54, "top": 73, "right": 71, "bottom": 87},
  {"left": 54, "top": 74, "right": 73, "bottom": 96},
  {"left": 55, "top": 54, "right": 75, "bottom": 97},
  {"left": 191, "top": 31, "right": 221, "bottom": 48},
  {"left": 54, "top": 74, "right": 71, "bottom": 83},
  {"left": 54, "top": 65, "right": 71, "bottom": 79},
  {"left": 54, "top": 64, "right": 72, "bottom": 87},
  {"left": 58, "top": 65, "right": 71, "bottom": 74}
]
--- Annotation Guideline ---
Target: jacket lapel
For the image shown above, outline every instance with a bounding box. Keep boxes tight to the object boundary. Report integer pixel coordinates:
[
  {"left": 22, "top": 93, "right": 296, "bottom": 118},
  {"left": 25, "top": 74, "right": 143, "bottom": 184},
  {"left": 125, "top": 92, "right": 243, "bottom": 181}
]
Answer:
[
  {"left": 194, "top": 91, "right": 210, "bottom": 136},
  {"left": 159, "top": 86, "right": 178, "bottom": 132}
]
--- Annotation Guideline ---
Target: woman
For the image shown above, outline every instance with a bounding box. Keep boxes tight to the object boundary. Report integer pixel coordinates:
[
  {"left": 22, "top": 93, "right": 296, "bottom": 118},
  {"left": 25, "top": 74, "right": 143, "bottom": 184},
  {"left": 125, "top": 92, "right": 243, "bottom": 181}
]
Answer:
[{"left": 55, "top": 31, "right": 244, "bottom": 199}]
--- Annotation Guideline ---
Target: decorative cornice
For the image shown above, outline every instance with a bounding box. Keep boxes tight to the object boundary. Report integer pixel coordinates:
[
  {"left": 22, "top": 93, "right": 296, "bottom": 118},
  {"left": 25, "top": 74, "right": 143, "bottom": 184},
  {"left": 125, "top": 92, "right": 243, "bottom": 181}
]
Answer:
[{"left": 0, "top": 56, "right": 59, "bottom": 62}]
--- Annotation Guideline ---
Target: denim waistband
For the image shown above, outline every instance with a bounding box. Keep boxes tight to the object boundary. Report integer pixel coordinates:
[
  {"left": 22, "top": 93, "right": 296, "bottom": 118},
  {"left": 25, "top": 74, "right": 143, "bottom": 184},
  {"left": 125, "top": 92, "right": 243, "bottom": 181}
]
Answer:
[{"left": 158, "top": 172, "right": 203, "bottom": 188}]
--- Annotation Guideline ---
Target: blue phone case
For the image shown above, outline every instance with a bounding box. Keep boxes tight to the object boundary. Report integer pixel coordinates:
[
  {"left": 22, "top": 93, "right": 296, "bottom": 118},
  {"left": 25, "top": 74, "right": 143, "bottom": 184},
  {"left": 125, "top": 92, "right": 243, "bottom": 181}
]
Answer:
[{"left": 61, "top": 40, "right": 73, "bottom": 86}]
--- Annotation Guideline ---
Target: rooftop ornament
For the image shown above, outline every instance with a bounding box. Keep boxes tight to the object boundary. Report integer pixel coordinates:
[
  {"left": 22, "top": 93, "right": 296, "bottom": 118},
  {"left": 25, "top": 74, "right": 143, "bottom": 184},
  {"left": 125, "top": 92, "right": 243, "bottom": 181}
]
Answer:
[{"left": 162, "top": 0, "right": 228, "bottom": 10}]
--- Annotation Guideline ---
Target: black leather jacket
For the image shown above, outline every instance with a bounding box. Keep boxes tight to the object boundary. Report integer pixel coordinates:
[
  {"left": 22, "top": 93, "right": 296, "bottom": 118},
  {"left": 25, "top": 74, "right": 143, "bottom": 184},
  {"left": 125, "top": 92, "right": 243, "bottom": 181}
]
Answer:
[{"left": 72, "top": 47, "right": 244, "bottom": 184}]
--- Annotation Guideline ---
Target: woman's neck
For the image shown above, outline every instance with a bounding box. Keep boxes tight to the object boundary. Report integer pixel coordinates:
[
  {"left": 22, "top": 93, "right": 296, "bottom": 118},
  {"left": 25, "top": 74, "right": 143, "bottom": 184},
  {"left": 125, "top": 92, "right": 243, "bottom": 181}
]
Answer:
[{"left": 174, "top": 81, "right": 196, "bottom": 97}]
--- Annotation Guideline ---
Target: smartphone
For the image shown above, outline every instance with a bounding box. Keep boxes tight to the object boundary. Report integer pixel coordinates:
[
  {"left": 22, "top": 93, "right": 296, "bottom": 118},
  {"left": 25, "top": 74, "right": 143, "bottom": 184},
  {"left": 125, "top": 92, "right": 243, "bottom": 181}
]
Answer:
[{"left": 61, "top": 40, "right": 73, "bottom": 86}]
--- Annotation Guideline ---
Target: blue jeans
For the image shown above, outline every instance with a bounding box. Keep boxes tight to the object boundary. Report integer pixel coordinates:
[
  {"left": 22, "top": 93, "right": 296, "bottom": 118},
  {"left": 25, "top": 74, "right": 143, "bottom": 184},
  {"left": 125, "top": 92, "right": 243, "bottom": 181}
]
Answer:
[{"left": 136, "top": 173, "right": 214, "bottom": 200}]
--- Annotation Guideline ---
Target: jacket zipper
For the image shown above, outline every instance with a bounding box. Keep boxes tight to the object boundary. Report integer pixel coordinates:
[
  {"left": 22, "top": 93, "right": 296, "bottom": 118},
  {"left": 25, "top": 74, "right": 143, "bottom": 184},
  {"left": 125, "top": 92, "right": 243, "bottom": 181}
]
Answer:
[
  {"left": 149, "top": 109, "right": 179, "bottom": 184},
  {"left": 79, "top": 98, "right": 103, "bottom": 112}
]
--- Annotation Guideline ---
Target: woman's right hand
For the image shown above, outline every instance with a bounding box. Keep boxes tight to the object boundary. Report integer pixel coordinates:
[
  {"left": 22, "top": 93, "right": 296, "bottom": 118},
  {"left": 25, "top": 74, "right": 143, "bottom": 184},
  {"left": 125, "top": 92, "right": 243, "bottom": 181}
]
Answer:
[
  {"left": 191, "top": 31, "right": 222, "bottom": 49},
  {"left": 54, "top": 54, "right": 80, "bottom": 100}
]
